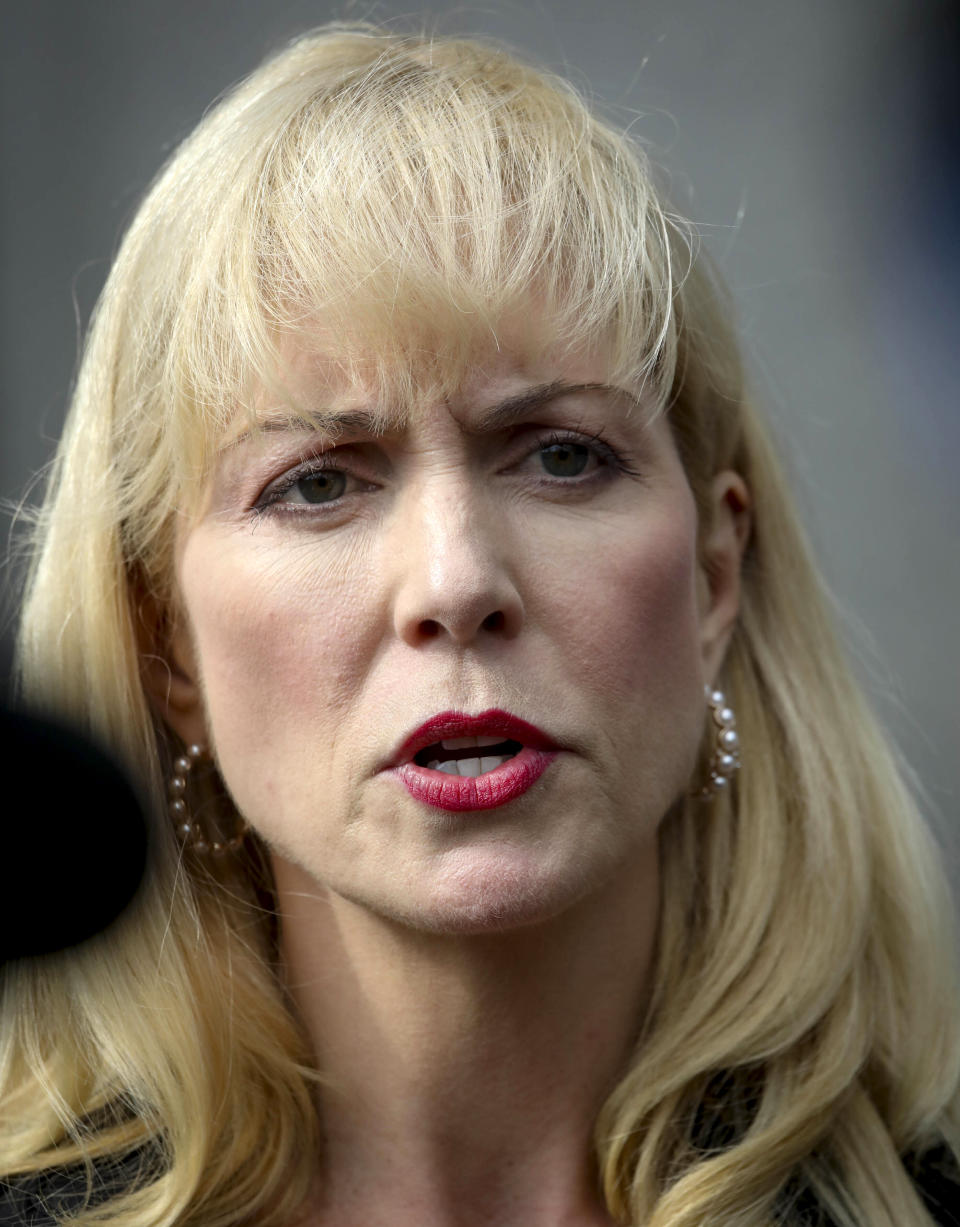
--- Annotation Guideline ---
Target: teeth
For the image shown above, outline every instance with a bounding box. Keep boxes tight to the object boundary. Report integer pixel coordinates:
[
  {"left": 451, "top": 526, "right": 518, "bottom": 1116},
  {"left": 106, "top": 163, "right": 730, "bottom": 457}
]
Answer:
[
  {"left": 440, "top": 735, "right": 504, "bottom": 750},
  {"left": 456, "top": 757, "right": 486, "bottom": 777},
  {"left": 425, "top": 756, "right": 513, "bottom": 776}
]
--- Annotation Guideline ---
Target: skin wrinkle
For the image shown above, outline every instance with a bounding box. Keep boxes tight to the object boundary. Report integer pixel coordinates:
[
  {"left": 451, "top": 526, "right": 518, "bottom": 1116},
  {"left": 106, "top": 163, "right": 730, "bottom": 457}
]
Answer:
[{"left": 220, "top": 379, "right": 632, "bottom": 451}]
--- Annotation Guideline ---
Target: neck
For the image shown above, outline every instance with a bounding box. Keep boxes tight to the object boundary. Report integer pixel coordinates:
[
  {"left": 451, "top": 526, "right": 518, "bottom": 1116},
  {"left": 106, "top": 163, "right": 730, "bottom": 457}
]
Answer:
[{"left": 274, "top": 847, "right": 659, "bottom": 1227}]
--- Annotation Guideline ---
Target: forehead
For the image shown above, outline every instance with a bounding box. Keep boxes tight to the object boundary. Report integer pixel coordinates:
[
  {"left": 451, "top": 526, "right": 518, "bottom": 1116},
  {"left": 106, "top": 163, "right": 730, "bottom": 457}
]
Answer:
[{"left": 221, "top": 323, "right": 647, "bottom": 449}]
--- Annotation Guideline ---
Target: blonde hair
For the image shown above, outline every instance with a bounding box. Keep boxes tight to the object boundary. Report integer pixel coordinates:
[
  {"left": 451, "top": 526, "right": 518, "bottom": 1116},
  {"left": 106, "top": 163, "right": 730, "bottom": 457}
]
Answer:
[{"left": 5, "top": 23, "right": 959, "bottom": 1227}]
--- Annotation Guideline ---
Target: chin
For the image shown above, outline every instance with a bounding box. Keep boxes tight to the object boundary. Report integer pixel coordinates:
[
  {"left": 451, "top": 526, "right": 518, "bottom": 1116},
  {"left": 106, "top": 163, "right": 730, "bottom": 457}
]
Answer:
[{"left": 387, "top": 848, "right": 597, "bottom": 936}]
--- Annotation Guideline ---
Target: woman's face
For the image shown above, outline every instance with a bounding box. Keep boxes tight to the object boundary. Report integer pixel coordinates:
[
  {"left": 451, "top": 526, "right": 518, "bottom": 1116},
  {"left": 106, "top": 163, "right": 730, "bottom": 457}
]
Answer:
[{"left": 165, "top": 340, "right": 746, "bottom": 934}]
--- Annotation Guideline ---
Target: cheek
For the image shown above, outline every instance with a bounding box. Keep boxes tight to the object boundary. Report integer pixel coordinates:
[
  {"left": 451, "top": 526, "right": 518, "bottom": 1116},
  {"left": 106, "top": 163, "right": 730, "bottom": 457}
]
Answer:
[
  {"left": 538, "top": 503, "right": 702, "bottom": 704},
  {"left": 531, "top": 493, "right": 707, "bottom": 800},
  {"left": 178, "top": 530, "right": 379, "bottom": 768}
]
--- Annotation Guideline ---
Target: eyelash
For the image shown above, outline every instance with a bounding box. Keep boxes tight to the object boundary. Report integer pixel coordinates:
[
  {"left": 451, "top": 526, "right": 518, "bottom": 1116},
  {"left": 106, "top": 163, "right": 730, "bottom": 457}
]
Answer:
[{"left": 251, "top": 427, "right": 644, "bottom": 519}]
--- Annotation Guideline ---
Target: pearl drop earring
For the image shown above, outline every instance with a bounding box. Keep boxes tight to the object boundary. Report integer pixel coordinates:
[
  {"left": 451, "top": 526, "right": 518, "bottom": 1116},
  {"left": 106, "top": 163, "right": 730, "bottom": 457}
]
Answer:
[
  {"left": 690, "top": 684, "right": 741, "bottom": 799},
  {"left": 170, "top": 743, "right": 247, "bottom": 854}
]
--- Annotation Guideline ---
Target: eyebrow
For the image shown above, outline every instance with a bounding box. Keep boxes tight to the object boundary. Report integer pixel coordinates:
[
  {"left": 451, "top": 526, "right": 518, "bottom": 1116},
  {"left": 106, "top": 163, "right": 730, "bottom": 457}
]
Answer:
[
  {"left": 468, "top": 381, "right": 630, "bottom": 432},
  {"left": 224, "top": 380, "right": 633, "bottom": 449}
]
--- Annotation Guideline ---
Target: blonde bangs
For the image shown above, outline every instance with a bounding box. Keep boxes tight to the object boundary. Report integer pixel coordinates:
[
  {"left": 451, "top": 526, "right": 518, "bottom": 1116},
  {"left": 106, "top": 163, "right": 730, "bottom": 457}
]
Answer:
[{"left": 111, "top": 25, "right": 685, "bottom": 518}]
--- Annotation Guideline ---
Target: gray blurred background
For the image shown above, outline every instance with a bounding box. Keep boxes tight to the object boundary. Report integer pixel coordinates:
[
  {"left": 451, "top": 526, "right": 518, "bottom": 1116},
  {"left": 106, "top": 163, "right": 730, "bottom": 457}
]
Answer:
[{"left": 2, "top": 1, "right": 957, "bottom": 858}]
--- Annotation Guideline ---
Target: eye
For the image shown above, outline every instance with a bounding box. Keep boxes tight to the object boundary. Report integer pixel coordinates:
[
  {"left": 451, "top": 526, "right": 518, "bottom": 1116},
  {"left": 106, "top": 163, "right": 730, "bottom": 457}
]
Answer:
[
  {"left": 538, "top": 440, "right": 591, "bottom": 478},
  {"left": 253, "top": 459, "right": 374, "bottom": 516},
  {"left": 518, "top": 430, "right": 642, "bottom": 485},
  {"left": 289, "top": 470, "right": 347, "bottom": 504}
]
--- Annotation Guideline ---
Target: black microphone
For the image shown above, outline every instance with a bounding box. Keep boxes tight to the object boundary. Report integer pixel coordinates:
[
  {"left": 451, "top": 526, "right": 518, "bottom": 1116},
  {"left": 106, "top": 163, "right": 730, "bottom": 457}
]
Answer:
[{"left": 0, "top": 705, "right": 148, "bottom": 963}]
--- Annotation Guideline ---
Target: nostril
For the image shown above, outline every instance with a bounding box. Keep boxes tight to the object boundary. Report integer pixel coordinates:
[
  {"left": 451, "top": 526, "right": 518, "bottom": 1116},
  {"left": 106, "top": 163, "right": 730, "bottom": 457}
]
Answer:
[{"left": 406, "top": 608, "right": 514, "bottom": 644}]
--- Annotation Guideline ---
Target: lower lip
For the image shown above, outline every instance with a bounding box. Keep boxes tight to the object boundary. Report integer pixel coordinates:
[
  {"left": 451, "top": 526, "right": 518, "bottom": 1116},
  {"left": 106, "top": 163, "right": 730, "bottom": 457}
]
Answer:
[{"left": 390, "top": 746, "right": 558, "bottom": 812}]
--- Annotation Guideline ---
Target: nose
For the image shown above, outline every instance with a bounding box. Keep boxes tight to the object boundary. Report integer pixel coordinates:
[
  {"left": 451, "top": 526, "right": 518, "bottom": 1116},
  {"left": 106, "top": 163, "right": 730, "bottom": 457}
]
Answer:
[{"left": 390, "top": 482, "right": 525, "bottom": 648}]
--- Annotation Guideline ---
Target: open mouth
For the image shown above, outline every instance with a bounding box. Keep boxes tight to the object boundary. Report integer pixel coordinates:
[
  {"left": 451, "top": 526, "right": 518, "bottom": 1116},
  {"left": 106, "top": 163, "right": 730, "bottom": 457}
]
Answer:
[
  {"left": 412, "top": 736, "right": 524, "bottom": 776},
  {"left": 388, "top": 713, "right": 559, "bottom": 811}
]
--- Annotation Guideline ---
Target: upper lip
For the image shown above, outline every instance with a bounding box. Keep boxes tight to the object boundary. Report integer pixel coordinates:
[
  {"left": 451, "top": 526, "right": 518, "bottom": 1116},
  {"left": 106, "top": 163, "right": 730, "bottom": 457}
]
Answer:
[{"left": 386, "top": 709, "right": 561, "bottom": 769}]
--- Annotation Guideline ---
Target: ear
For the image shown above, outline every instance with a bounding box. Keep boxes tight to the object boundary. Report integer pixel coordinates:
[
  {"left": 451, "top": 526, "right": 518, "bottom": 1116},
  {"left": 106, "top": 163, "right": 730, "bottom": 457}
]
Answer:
[
  {"left": 134, "top": 581, "right": 209, "bottom": 749},
  {"left": 697, "top": 470, "right": 752, "bottom": 683}
]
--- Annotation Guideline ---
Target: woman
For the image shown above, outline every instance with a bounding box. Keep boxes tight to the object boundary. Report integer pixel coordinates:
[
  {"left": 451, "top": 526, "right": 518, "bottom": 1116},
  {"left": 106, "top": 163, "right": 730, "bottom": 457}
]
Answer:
[{"left": 3, "top": 22, "right": 959, "bottom": 1227}]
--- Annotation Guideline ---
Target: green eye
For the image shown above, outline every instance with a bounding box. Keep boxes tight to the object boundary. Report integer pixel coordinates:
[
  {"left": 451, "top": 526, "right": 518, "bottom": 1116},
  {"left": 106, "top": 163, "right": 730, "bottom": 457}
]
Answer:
[
  {"left": 296, "top": 471, "right": 347, "bottom": 503},
  {"left": 539, "top": 442, "right": 590, "bottom": 478}
]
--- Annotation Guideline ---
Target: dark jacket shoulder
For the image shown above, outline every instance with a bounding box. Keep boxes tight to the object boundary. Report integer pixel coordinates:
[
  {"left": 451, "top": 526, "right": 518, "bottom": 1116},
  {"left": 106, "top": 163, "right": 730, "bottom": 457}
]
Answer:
[
  {"left": 904, "top": 1143, "right": 960, "bottom": 1226},
  {"left": 0, "top": 1148, "right": 155, "bottom": 1226},
  {"left": 3, "top": 1143, "right": 959, "bottom": 1225}
]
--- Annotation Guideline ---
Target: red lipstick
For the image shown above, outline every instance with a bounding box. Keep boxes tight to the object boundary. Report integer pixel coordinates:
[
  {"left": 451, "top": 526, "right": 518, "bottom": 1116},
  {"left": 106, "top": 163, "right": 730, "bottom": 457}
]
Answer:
[{"left": 385, "top": 709, "right": 560, "bottom": 812}]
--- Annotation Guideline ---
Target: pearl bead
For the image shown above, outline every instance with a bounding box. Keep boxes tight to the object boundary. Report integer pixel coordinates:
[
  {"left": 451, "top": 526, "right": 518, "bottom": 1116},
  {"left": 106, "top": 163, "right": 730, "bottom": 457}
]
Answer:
[
  {"left": 721, "top": 729, "right": 739, "bottom": 749},
  {"left": 169, "top": 775, "right": 186, "bottom": 793},
  {"left": 713, "top": 774, "right": 729, "bottom": 787},
  {"left": 719, "top": 754, "right": 737, "bottom": 772},
  {"left": 719, "top": 706, "right": 735, "bottom": 725},
  {"left": 174, "top": 756, "right": 191, "bottom": 775},
  {"left": 187, "top": 744, "right": 204, "bottom": 760},
  {"left": 178, "top": 822, "right": 192, "bottom": 838},
  {"left": 193, "top": 839, "right": 209, "bottom": 855},
  {"left": 170, "top": 798, "right": 186, "bottom": 816},
  {"left": 711, "top": 689, "right": 725, "bottom": 706}
]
